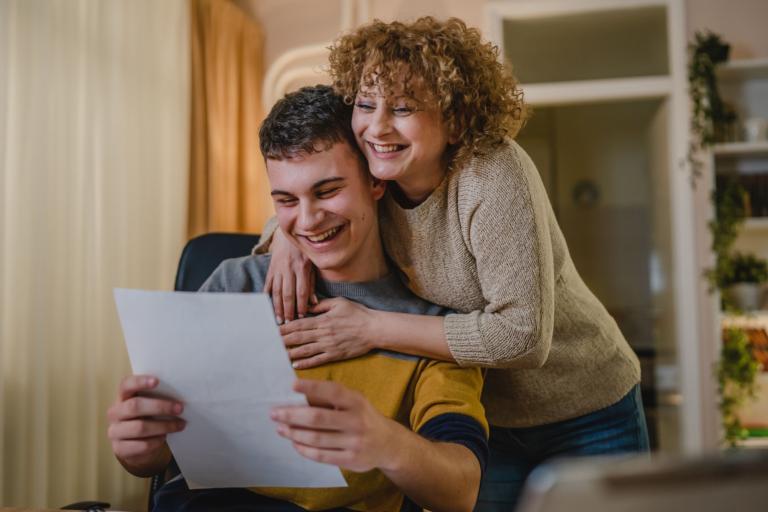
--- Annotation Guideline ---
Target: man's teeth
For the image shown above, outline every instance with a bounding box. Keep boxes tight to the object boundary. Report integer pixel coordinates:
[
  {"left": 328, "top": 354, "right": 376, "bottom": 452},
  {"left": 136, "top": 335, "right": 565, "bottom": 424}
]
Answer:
[
  {"left": 307, "top": 226, "right": 341, "bottom": 243},
  {"left": 373, "top": 143, "right": 402, "bottom": 153}
]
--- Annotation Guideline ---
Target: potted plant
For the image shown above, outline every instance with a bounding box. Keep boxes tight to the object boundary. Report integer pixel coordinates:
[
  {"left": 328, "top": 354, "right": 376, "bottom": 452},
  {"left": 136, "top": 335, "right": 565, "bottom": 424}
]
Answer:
[
  {"left": 718, "top": 327, "right": 760, "bottom": 445},
  {"left": 721, "top": 252, "right": 768, "bottom": 311},
  {"left": 688, "top": 30, "right": 736, "bottom": 183}
]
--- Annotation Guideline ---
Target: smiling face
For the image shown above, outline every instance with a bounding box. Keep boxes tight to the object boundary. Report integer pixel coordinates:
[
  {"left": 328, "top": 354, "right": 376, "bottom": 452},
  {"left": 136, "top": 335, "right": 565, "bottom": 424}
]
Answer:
[
  {"left": 267, "top": 141, "right": 387, "bottom": 283},
  {"left": 351, "top": 78, "right": 454, "bottom": 203}
]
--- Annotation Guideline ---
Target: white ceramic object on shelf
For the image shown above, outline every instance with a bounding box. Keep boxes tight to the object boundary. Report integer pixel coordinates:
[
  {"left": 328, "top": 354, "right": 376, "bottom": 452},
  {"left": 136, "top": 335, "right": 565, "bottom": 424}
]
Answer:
[
  {"left": 744, "top": 117, "right": 768, "bottom": 142},
  {"left": 727, "top": 282, "right": 763, "bottom": 311}
]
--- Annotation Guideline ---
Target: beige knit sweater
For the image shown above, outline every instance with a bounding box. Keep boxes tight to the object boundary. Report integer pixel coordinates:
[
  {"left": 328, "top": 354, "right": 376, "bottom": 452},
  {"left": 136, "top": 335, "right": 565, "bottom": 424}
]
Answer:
[{"left": 257, "top": 141, "right": 640, "bottom": 427}]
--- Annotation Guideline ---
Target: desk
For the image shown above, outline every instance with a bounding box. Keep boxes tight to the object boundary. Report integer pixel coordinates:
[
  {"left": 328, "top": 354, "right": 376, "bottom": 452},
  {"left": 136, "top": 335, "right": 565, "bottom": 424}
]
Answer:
[
  {"left": 0, "top": 508, "right": 128, "bottom": 512},
  {"left": 0, "top": 509, "right": 126, "bottom": 512}
]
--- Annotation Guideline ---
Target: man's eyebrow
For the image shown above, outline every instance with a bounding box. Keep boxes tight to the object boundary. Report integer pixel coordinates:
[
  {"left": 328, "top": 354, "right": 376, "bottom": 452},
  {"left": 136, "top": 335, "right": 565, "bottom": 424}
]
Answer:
[
  {"left": 312, "top": 177, "right": 345, "bottom": 189},
  {"left": 270, "top": 177, "right": 346, "bottom": 196}
]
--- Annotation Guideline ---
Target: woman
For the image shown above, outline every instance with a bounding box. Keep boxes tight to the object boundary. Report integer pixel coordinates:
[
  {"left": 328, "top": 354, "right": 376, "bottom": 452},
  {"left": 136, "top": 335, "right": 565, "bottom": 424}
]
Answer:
[{"left": 260, "top": 17, "right": 649, "bottom": 508}]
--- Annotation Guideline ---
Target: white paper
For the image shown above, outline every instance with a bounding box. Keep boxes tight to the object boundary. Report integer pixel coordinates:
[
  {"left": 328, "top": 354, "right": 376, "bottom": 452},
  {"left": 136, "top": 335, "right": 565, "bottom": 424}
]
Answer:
[{"left": 113, "top": 288, "right": 347, "bottom": 489}]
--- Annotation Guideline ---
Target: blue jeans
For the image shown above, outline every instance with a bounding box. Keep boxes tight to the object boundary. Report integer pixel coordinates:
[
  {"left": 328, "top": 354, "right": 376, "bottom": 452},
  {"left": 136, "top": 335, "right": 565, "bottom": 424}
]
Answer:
[{"left": 474, "top": 384, "right": 650, "bottom": 511}]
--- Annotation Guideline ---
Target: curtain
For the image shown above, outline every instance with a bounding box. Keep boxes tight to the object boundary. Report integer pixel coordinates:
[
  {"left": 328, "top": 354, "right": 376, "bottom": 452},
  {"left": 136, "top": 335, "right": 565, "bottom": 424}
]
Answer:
[
  {"left": 188, "top": 0, "right": 272, "bottom": 238},
  {"left": 0, "top": 0, "right": 190, "bottom": 509}
]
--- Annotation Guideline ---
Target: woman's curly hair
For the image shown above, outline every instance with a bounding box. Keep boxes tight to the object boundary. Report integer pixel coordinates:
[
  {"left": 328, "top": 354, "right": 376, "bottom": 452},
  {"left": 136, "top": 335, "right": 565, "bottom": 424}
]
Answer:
[{"left": 328, "top": 16, "right": 528, "bottom": 170}]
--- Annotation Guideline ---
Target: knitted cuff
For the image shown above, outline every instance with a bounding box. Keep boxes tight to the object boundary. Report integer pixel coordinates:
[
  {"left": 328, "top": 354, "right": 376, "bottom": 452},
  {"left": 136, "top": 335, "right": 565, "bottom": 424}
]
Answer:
[{"left": 444, "top": 312, "right": 495, "bottom": 366}]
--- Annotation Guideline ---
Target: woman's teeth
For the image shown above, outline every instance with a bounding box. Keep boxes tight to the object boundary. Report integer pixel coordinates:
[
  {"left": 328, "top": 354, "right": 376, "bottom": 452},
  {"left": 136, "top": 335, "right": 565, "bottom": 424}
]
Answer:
[
  {"left": 306, "top": 226, "right": 342, "bottom": 243},
  {"left": 372, "top": 143, "right": 402, "bottom": 153}
]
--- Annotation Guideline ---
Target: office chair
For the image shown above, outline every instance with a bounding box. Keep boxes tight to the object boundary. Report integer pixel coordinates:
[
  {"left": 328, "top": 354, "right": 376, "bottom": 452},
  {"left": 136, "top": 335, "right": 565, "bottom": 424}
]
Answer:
[{"left": 174, "top": 232, "right": 262, "bottom": 293}]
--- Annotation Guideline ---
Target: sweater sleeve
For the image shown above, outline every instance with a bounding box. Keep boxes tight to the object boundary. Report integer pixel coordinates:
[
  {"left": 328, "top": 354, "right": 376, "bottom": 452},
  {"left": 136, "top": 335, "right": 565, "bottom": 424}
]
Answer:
[
  {"left": 444, "top": 144, "right": 555, "bottom": 368},
  {"left": 251, "top": 215, "right": 280, "bottom": 255}
]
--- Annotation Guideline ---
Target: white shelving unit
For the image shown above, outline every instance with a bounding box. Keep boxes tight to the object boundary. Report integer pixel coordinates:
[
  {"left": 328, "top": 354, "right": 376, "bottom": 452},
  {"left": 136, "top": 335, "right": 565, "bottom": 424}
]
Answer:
[
  {"left": 721, "top": 313, "right": 768, "bottom": 440},
  {"left": 523, "top": 76, "right": 673, "bottom": 106},
  {"left": 711, "top": 58, "right": 768, "bottom": 251},
  {"left": 486, "top": 0, "right": 703, "bottom": 454},
  {"left": 713, "top": 141, "right": 768, "bottom": 156},
  {"left": 716, "top": 58, "right": 768, "bottom": 131},
  {"left": 717, "top": 58, "right": 768, "bottom": 82},
  {"left": 711, "top": 58, "right": 768, "bottom": 447},
  {"left": 744, "top": 218, "right": 768, "bottom": 230}
]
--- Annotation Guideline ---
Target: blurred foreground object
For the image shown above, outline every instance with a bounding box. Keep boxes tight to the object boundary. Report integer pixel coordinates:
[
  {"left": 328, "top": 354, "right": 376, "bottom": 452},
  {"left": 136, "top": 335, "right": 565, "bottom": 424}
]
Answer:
[{"left": 518, "top": 450, "right": 768, "bottom": 512}]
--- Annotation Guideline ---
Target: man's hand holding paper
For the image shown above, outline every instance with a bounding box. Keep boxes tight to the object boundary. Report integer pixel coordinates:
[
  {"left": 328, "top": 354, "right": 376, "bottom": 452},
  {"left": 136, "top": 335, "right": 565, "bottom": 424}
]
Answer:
[{"left": 113, "top": 289, "right": 347, "bottom": 489}]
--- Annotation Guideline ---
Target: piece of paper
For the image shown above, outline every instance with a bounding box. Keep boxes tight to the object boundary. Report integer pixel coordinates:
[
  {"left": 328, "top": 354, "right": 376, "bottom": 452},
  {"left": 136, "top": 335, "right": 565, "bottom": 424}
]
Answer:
[{"left": 113, "top": 288, "right": 347, "bottom": 489}]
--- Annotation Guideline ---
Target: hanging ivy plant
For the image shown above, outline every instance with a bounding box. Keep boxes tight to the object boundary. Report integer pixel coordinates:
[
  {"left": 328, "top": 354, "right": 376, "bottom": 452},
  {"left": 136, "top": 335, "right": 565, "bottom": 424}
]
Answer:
[
  {"left": 689, "top": 30, "right": 759, "bottom": 447},
  {"left": 687, "top": 30, "right": 735, "bottom": 184},
  {"left": 706, "top": 178, "right": 747, "bottom": 293}
]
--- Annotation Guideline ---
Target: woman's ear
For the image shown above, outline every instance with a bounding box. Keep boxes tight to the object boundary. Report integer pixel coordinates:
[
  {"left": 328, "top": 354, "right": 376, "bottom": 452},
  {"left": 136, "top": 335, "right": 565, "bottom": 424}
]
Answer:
[
  {"left": 446, "top": 121, "right": 460, "bottom": 145},
  {"left": 370, "top": 177, "right": 386, "bottom": 200}
]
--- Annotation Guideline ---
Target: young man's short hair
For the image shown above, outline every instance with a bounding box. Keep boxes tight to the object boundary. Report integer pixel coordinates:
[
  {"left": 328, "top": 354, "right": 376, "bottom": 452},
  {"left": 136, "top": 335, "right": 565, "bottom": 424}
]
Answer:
[{"left": 259, "top": 84, "right": 364, "bottom": 165}]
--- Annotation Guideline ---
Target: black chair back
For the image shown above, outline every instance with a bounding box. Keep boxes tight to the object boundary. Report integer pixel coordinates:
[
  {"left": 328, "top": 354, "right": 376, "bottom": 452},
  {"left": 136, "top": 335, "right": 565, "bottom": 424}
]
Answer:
[{"left": 174, "top": 232, "right": 261, "bottom": 292}]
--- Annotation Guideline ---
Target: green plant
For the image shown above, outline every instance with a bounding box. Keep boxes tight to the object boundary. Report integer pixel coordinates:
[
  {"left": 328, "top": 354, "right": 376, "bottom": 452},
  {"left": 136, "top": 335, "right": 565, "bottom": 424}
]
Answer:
[
  {"left": 725, "top": 253, "right": 768, "bottom": 285},
  {"left": 687, "top": 30, "right": 735, "bottom": 183},
  {"left": 689, "top": 31, "right": 760, "bottom": 448},
  {"left": 718, "top": 328, "right": 760, "bottom": 446},
  {"left": 706, "top": 178, "right": 747, "bottom": 290}
]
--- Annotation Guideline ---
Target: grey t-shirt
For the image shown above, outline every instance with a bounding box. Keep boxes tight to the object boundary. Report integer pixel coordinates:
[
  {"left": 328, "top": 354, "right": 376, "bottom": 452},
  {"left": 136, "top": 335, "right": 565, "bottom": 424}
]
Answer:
[{"left": 200, "top": 254, "right": 451, "bottom": 317}]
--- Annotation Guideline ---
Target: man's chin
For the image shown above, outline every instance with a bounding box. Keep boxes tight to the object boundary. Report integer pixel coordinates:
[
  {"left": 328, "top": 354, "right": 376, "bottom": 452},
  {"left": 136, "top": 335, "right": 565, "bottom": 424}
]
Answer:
[
  {"left": 305, "top": 254, "right": 341, "bottom": 272},
  {"left": 308, "top": 256, "right": 352, "bottom": 281}
]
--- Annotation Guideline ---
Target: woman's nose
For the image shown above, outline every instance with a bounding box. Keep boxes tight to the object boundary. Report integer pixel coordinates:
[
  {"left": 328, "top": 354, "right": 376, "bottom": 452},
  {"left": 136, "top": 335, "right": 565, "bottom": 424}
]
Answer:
[{"left": 368, "top": 108, "right": 393, "bottom": 137}]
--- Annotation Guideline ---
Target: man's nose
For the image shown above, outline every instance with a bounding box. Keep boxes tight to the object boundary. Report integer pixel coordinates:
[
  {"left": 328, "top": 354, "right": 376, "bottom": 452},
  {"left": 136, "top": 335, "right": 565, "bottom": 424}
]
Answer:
[{"left": 297, "top": 201, "right": 324, "bottom": 230}]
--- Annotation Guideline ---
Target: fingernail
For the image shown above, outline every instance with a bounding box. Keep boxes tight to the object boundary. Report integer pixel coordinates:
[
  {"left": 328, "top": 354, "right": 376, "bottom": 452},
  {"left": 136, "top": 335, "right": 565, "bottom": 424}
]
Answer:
[
  {"left": 174, "top": 403, "right": 183, "bottom": 414},
  {"left": 276, "top": 316, "right": 284, "bottom": 325},
  {"left": 146, "top": 377, "right": 157, "bottom": 386},
  {"left": 292, "top": 362, "right": 300, "bottom": 369}
]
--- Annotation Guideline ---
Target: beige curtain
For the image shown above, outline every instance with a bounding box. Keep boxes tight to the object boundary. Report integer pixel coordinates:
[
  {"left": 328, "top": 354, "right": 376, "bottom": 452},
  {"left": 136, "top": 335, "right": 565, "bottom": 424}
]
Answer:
[
  {"left": 0, "top": 0, "right": 190, "bottom": 509},
  {"left": 188, "top": 0, "right": 273, "bottom": 238}
]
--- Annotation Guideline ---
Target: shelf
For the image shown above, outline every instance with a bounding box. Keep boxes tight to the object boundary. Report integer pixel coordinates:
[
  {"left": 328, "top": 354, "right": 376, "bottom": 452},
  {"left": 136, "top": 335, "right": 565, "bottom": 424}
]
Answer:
[
  {"left": 717, "top": 58, "right": 768, "bottom": 81},
  {"left": 722, "top": 312, "right": 768, "bottom": 327},
  {"left": 522, "top": 76, "right": 672, "bottom": 107},
  {"left": 741, "top": 437, "right": 768, "bottom": 449},
  {"left": 744, "top": 218, "right": 768, "bottom": 230},
  {"left": 713, "top": 141, "right": 768, "bottom": 156}
]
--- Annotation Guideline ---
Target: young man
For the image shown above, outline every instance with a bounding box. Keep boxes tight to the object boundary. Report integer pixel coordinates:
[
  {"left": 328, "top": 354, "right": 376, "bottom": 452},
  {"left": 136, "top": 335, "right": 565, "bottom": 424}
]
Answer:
[{"left": 107, "top": 85, "right": 487, "bottom": 512}]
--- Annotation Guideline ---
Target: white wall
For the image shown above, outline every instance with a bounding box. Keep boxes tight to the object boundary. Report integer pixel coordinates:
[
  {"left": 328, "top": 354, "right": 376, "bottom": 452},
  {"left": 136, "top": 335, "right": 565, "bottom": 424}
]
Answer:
[
  {"left": 245, "top": 0, "right": 768, "bottom": 71},
  {"left": 686, "top": 0, "right": 768, "bottom": 59},
  {"left": 239, "top": 0, "right": 490, "bottom": 71}
]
